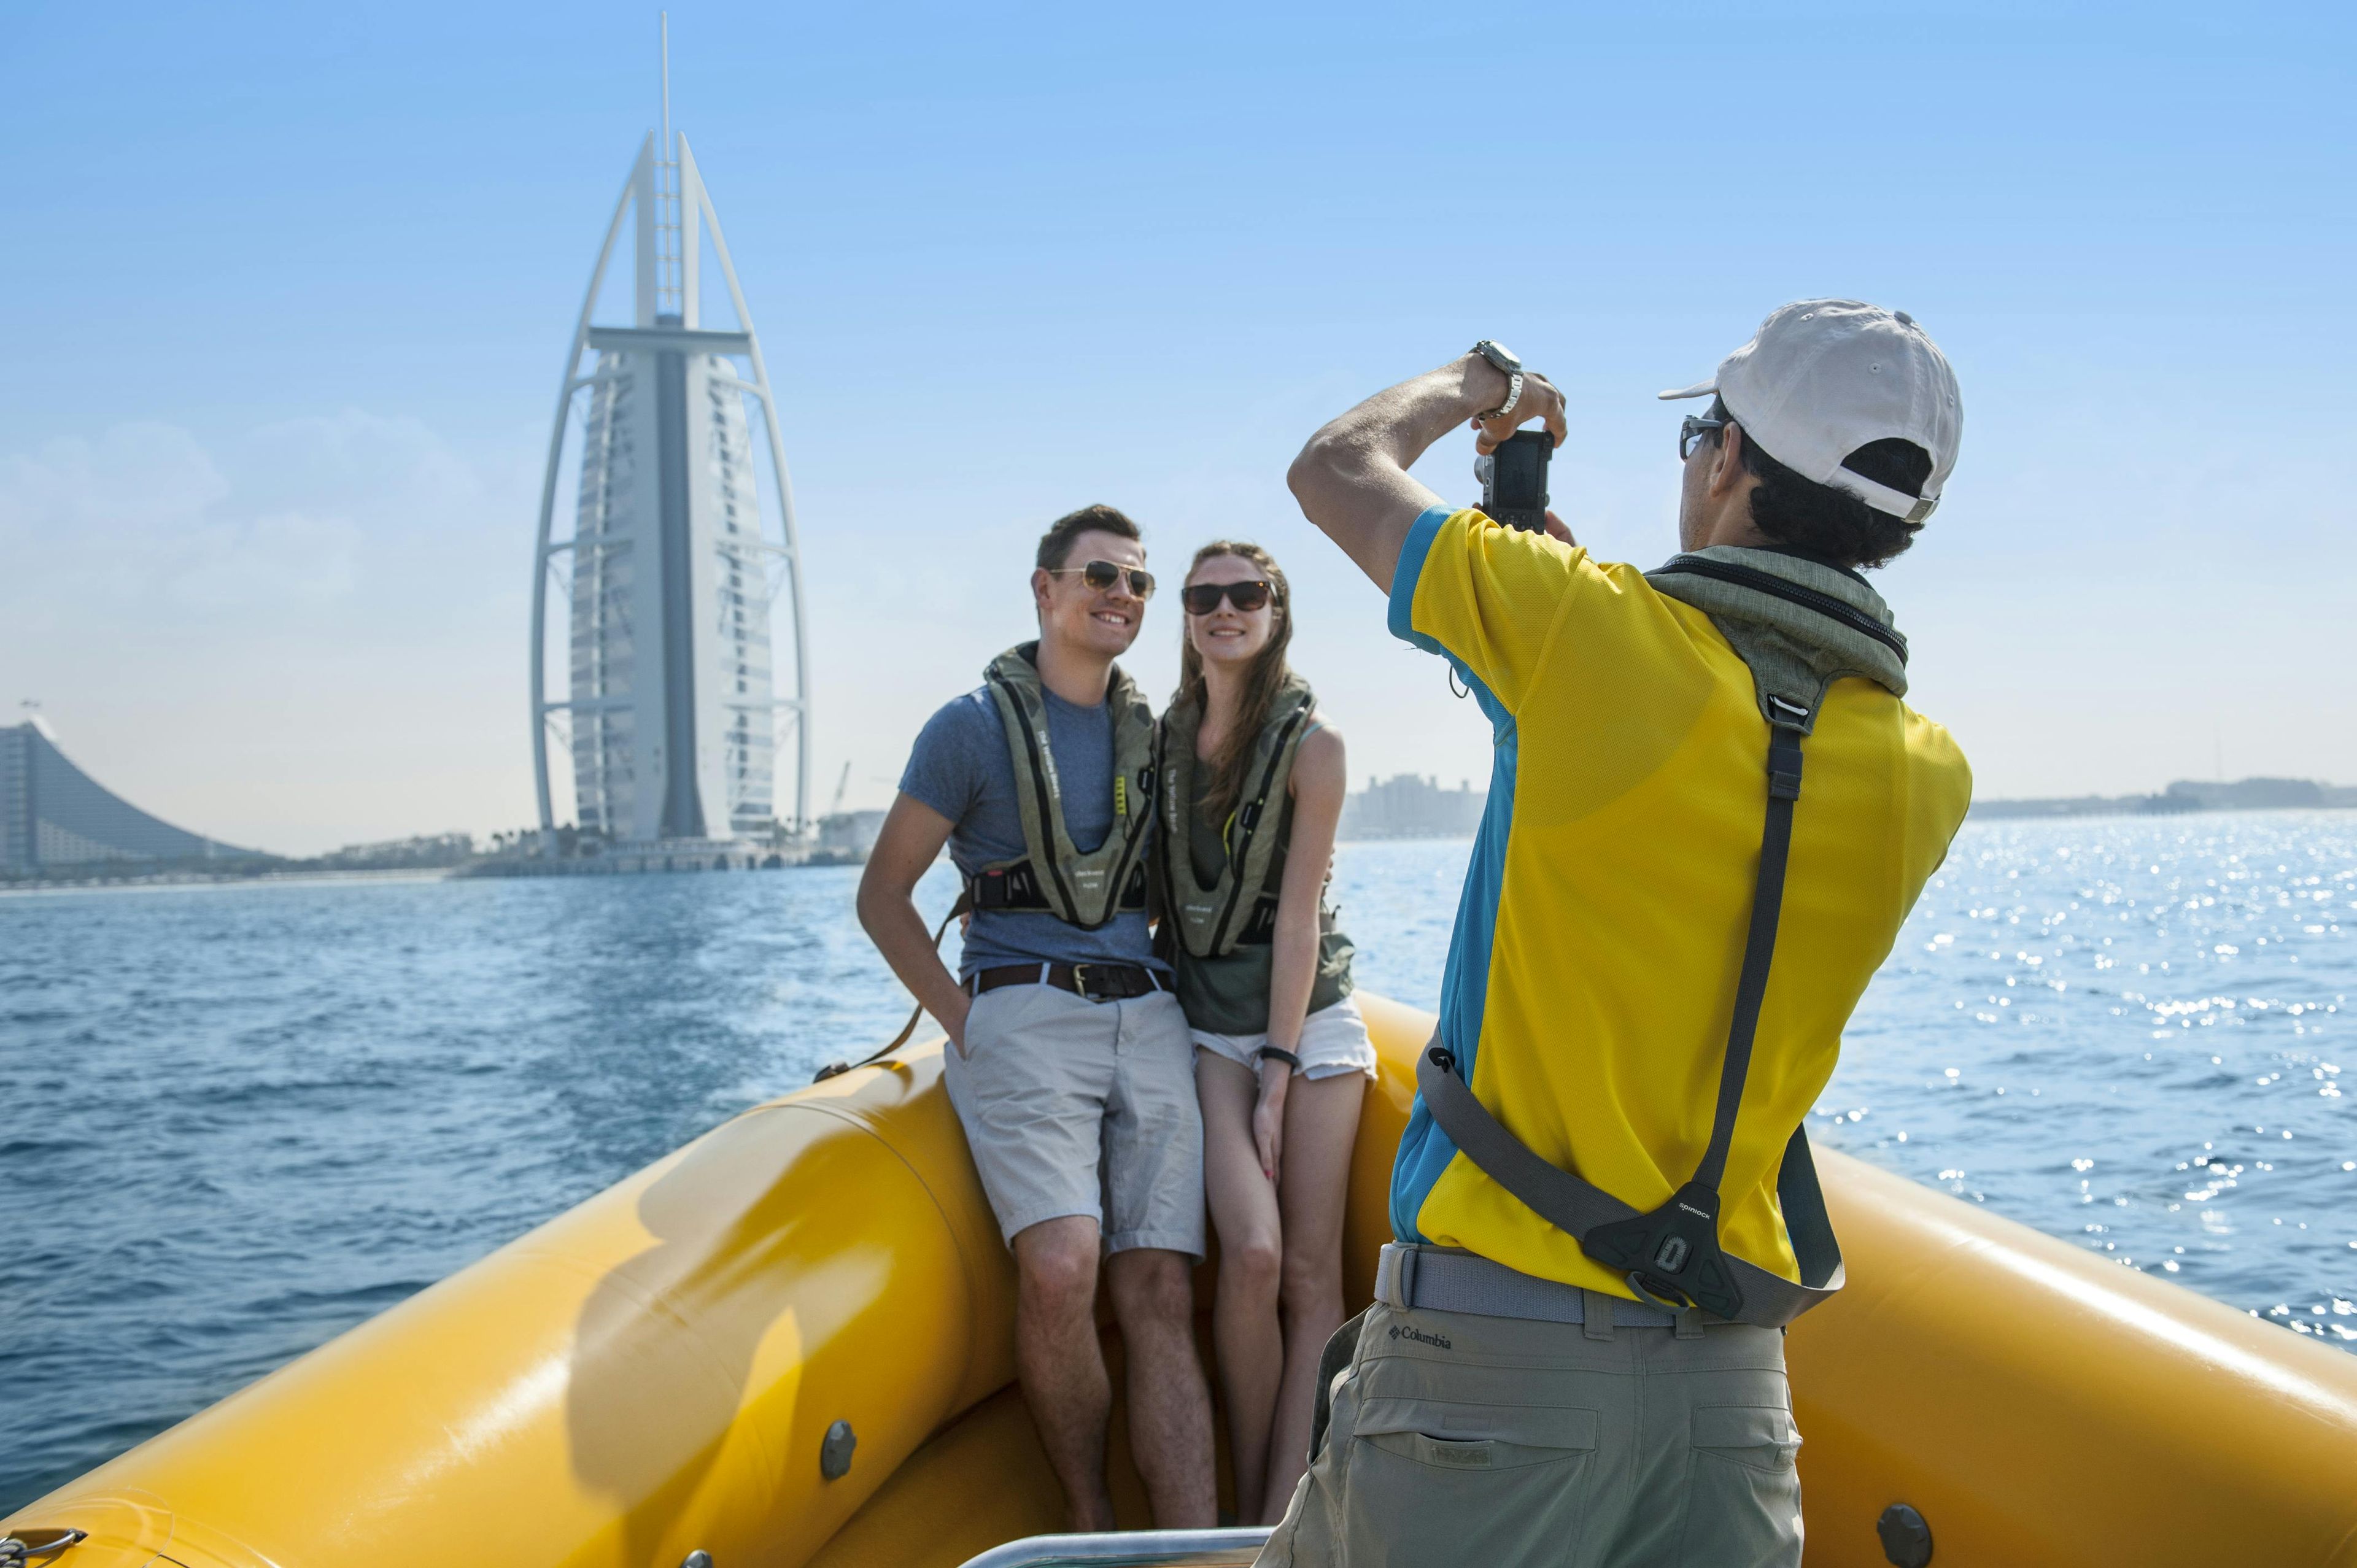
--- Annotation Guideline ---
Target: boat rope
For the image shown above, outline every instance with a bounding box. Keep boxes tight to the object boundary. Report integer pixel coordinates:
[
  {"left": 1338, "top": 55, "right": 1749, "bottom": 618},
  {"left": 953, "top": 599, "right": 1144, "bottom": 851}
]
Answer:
[{"left": 813, "top": 895, "right": 969, "bottom": 1083}]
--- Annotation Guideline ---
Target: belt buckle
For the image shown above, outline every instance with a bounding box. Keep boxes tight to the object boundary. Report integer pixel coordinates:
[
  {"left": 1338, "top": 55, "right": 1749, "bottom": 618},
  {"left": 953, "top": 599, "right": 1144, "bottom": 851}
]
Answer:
[{"left": 1069, "top": 962, "right": 1093, "bottom": 998}]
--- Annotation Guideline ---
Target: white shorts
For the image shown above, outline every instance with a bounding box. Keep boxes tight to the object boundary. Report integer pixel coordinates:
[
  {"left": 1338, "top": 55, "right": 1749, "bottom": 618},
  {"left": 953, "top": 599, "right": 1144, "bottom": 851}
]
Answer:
[{"left": 1191, "top": 995, "right": 1376, "bottom": 1082}]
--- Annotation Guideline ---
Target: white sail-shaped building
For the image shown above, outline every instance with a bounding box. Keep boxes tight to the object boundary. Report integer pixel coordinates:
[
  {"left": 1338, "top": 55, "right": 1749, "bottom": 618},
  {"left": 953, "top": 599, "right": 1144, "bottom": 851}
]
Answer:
[{"left": 530, "top": 103, "right": 809, "bottom": 855}]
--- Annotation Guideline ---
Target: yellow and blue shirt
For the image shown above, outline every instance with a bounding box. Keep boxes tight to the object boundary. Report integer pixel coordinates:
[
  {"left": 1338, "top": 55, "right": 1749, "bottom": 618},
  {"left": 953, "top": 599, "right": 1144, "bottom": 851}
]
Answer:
[{"left": 1390, "top": 506, "right": 1972, "bottom": 1298}]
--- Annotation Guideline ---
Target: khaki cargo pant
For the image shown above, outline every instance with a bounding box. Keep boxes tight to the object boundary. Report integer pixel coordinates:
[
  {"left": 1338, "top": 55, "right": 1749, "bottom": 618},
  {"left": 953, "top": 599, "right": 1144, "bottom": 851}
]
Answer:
[{"left": 1255, "top": 1297, "right": 1802, "bottom": 1568}]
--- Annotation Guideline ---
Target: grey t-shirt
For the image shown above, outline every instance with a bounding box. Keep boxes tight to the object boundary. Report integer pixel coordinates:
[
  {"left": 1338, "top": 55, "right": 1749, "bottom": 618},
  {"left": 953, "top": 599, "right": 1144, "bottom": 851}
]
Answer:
[{"left": 898, "top": 684, "right": 1164, "bottom": 978}]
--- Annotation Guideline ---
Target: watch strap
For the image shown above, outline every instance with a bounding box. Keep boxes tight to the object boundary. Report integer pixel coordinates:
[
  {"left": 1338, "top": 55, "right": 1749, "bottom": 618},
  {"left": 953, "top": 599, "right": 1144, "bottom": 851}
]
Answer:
[{"left": 1478, "top": 371, "right": 1525, "bottom": 423}]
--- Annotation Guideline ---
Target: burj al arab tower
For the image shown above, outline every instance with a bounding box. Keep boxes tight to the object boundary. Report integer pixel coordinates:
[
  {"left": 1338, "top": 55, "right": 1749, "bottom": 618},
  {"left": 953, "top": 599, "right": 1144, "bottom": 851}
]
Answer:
[{"left": 530, "top": 40, "right": 809, "bottom": 853}]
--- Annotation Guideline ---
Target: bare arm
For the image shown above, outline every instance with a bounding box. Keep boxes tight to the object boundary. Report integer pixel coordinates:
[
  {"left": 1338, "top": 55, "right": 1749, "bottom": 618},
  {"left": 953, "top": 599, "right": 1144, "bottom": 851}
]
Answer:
[
  {"left": 856, "top": 792, "right": 973, "bottom": 1053},
  {"left": 1266, "top": 726, "right": 1345, "bottom": 1055},
  {"left": 1285, "top": 353, "right": 1568, "bottom": 592},
  {"left": 1250, "top": 724, "right": 1348, "bottom": 1181}
]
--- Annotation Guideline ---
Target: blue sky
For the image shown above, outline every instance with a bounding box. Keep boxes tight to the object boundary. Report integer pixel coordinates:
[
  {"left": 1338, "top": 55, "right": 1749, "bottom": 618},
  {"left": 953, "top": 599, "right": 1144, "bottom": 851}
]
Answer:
[{"left": 2, "top": 1, "right": 2351, "bottom": 852}]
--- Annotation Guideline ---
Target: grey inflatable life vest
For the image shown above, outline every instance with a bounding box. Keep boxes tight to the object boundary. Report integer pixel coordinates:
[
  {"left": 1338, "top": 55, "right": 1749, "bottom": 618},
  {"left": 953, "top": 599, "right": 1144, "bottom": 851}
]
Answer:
[
  {"left": 1416, "top": 550, "right": 1908, "bottom": 1329},
  {"left": 967, "top": 642, "right": 1156, "bottom": 929},
  {"left": 1155, "top": 674, "right": 1317, "bottom": 959}
]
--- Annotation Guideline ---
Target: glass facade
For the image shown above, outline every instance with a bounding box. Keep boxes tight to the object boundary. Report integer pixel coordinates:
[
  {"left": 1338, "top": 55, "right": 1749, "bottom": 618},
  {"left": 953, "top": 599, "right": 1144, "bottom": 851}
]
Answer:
[
  {"left": 566, "top": 348, "right": 775, "bottom": 841},
  {"left": 0, "top": 722, "right": 255, "bottom": 868},
  {"left": 569, "top": 357, "right": 641, "bottom": 836}
]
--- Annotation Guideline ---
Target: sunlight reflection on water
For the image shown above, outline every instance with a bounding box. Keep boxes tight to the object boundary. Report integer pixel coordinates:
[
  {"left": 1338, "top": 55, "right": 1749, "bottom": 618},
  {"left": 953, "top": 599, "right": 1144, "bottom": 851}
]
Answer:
[
  {"left": 1811, "top": 811, "right": 2355, "bottom": 1346},
  {"left": 1330, "top": 817, "right": 2355, "bottom": 1350}
]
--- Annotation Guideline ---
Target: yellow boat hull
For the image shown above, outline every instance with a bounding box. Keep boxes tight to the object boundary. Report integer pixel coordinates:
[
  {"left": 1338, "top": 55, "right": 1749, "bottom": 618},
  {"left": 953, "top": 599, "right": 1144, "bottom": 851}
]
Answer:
[{"left": 12, "top": 994, "right": 2357, "bottom": 1566}]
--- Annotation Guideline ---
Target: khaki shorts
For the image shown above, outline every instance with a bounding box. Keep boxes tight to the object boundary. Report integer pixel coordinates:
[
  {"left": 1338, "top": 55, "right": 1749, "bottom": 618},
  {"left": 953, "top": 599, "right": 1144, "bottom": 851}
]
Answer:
[
  {"left": 944, "top": 983, "right": 1205, "bottom": 1257},
  {"left": 1258, "top": 1299, "right": 1802, "bottom": 1568},
  {"left": 1193, "top": 995, "right": 1378, "bottom": 1082}
]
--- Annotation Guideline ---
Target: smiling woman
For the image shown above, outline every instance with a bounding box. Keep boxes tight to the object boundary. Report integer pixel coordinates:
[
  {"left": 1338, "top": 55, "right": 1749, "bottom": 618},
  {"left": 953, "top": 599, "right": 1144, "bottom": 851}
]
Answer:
[{"left": 1159, "top": 538, "right": 1366, "bottom": 1524}]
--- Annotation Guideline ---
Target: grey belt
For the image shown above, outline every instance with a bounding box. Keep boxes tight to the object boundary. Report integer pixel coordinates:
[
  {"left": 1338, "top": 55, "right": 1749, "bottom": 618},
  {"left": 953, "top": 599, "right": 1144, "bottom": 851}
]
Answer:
[{"left": 1377, "top": 1243, "right": 1682, "bottom": 1329}]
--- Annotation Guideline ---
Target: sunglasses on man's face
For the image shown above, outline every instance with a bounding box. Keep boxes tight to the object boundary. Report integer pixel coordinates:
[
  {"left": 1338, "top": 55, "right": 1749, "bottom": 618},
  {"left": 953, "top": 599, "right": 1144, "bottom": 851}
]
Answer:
[
  {"left": 1181, "top": 579, "right": 1273, "bottom": 616},
  {"left": 1679, "top": 412, "right": 1728, "bottom": 462},
  {"left": 1045, "top": 560, "right": 1156, "bottom": 600}
]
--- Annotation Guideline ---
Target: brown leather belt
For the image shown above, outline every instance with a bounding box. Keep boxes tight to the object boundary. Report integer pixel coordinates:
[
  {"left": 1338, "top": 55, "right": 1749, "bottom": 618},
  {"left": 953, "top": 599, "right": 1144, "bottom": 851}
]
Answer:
[{"left": 966, "top": 962, "right": 1167, "bottom": 1002}]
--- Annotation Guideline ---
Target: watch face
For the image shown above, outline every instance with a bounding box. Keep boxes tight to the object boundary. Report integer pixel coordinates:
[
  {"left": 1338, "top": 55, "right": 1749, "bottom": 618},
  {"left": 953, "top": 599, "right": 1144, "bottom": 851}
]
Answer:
[{"left": 1476, "top": 339, "right": 1522, "bottom": 374}]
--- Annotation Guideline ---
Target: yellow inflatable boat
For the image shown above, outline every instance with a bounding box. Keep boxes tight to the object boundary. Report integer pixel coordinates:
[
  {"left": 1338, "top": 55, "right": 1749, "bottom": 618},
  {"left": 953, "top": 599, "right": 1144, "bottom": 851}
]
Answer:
[{"left": 9, "top": 994, "right": 2357, "bottom": 1567}]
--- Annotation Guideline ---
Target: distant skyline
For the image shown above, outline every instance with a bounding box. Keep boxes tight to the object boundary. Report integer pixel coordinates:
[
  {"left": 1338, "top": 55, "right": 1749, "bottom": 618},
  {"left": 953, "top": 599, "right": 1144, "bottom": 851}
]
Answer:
[{"left": 3, "top": 2, "right": 2352, "bottom": 854}]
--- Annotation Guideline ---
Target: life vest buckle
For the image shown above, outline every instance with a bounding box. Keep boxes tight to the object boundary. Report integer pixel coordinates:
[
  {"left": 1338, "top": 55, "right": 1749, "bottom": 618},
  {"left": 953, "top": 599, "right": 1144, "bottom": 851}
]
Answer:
[{"left": 1579, "top": 1180, "right": 1746, "bottom": 1322}]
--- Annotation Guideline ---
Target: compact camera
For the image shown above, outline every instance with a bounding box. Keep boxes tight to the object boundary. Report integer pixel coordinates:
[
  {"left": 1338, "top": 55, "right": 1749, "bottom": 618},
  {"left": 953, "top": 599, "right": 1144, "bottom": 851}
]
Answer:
[{"left": 1476, "top": 430, "right": 1554, "bottom": 533}]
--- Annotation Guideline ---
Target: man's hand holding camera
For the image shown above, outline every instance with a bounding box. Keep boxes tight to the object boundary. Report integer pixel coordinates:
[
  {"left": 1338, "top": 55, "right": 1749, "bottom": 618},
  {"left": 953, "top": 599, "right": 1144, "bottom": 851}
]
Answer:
[
  {"left": 1466, "top": 355, "right": 1569, "bottom": 457},
  {"left": 1286, "top": 344, "right": 1580, "bottom": 587},
  {"left": 1465, "top": 352, "right": 1576, "bottom": 544}
]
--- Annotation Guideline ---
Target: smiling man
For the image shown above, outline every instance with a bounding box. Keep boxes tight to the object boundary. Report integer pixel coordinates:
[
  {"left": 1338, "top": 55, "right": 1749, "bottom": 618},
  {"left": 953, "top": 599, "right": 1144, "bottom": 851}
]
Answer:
[{"left": 858, "top": 504, "right": 1217, "bottom": 1532}]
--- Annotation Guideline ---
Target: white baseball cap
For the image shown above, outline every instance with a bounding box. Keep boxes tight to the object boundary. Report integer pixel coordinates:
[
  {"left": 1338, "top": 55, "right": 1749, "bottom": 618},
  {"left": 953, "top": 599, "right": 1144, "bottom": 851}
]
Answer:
[{"left": 1659, "top": 299, "right": 1962, "bottom": 523}]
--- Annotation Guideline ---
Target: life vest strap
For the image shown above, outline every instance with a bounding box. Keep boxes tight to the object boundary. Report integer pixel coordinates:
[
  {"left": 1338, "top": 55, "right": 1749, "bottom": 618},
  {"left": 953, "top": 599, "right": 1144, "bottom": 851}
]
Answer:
[
  {"left": 1156, "top": 685, "right": 1314, "bottom": 960},
  {"left": 967, "top": 859, "right": 1148, "bottom": 916},
  {"left": 1413, "top": 706, "right": 1845, "bottom": 1329},
  {"left": 1416, "top": 1046, "right": 1844, "bottom": 1329},
  {"left": 980, "top": 644, "right": 1158, "bottom": 931},
  {"left": 1230, "top": 894, "right": 1281, "bottom": 946}
]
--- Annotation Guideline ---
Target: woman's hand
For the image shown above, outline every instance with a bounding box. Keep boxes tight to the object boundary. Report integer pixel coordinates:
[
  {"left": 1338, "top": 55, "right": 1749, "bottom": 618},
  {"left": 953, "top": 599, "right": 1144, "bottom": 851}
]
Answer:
[{"left": 1253, "top": 1061, "right": 1291, "bottom": 1183}]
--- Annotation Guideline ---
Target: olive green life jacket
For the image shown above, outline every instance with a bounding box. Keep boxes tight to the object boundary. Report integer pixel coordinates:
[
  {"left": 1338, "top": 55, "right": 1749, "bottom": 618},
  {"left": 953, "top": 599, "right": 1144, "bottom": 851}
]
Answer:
[
  {"left": 969, "top": 642, "right": 1156, "bottom": 929},
  {"left": 1155, "top": 674, "right": 1317, "bottom": 959}
]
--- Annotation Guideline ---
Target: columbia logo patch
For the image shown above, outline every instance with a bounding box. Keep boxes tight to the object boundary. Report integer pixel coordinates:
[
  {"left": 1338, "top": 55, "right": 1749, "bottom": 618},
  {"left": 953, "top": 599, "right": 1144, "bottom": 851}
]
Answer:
[{"left": 1389, "top": 1324, "right": 1453, "bottom": 1350}]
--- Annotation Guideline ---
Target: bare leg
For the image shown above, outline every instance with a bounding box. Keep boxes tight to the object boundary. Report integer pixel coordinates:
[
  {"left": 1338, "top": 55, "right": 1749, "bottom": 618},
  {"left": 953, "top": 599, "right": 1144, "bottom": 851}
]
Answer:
[
  {"left": 1105, "top": 1245, "right": 1218, "bottom": 1527},
  {"left": 1012, "top": 1215, "right": 1115, "bottom": 1532},
  {"left": 1196, "top": 1051, "right": 1286, "bottom": 1521},
  {"left": 1262, "top": 1069, "right": 1366, "bottom": 1521}
]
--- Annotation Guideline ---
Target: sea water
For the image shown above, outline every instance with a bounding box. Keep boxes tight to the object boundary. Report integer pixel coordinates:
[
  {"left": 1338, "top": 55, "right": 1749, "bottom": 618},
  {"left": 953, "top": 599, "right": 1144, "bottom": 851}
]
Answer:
[{"left": 2, "top": 813, "right": 2351, "bottom": 1510}]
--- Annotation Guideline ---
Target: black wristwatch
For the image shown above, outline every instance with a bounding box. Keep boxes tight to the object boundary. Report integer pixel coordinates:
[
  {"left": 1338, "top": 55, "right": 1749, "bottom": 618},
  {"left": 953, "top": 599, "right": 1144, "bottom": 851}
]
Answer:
[{"left": 1469, "top": 339, "right": 1525, "bottom": 422}]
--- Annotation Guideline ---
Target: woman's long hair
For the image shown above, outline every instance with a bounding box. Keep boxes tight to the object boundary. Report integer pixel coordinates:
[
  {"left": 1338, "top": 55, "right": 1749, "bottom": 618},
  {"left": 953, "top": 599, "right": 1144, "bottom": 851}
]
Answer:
[{"left": 1174, "top": 540, "right": 1295, "bottom": 828}]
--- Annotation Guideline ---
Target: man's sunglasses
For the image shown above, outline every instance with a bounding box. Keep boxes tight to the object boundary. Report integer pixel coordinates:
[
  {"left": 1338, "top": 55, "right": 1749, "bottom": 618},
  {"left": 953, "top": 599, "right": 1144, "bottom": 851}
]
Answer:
[
  {"left": 1045, "top": 560, "right": 1156, "bottom": 600},
  {"left": 1679, "top": 411, "right": 1728, "bottom": 462},
  {"left": 1181, "top": 579, "right": 1274, "bottom": 616}
]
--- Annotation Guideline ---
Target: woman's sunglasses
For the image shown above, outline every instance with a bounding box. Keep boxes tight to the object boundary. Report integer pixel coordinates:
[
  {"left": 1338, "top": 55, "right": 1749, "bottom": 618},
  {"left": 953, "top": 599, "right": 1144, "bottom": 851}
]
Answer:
[
  {"left": 1182, "top": 579, "right": 1273, "bottom": 616},
  {"left": 1045, "top": 560, "right": 1156, "bottom": 600}
]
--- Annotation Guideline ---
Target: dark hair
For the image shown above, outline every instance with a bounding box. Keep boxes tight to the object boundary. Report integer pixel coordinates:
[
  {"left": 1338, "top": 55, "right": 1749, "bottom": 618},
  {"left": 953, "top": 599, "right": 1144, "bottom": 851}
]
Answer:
[
  {"left": 1704, "top": 398, "right": 1932, "bottom": 570},
  {"left": 1173, "top": 541, "right": 1293, "bottom": 828},
  {"left": 1035, "top": 503, "right": 1144, "bottom": 571}
]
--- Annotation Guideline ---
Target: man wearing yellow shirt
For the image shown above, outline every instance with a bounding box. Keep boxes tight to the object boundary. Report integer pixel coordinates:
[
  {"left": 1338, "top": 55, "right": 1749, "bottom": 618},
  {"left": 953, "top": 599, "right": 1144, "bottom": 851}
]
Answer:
[{"left": 1258, "top": 303, "right": 1972, "bottom": 1567}]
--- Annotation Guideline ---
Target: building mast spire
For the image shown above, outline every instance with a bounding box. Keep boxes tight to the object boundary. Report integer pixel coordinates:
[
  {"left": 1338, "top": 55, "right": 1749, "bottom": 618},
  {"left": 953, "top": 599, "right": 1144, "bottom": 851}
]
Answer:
[{"left": 653, "top": 12, "right": 684, "bottom": 322}]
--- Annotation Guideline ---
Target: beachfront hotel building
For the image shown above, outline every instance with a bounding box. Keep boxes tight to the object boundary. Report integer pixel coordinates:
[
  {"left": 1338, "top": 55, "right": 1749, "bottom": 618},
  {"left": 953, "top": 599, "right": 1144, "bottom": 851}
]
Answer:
[
  {"left": 528, "top": 101, "right": 810, "bottom": 852},
  {"left": 0, "top": 717, "right": 260, "bottom": 870}
]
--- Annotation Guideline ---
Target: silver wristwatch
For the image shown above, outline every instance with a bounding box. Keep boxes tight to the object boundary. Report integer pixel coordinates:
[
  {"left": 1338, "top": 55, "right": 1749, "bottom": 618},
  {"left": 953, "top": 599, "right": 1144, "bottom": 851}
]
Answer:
[{"left": 1470, "top": 339, "right": 1525, "bottom": 422}]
